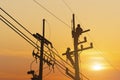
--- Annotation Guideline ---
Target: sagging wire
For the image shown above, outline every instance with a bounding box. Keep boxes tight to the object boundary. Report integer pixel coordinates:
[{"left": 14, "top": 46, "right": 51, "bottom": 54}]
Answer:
[
  {"left": 43, "top": 68, "right": 52, "bottom": 80},
  {"left": 30, "top": 59, "right": 36, "bottom": 70}
]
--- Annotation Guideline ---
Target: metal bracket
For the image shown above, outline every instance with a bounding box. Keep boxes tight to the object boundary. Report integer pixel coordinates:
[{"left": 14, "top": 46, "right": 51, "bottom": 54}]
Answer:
[{"left": 62, "top": 43, "right": 93, "bottom": 55}]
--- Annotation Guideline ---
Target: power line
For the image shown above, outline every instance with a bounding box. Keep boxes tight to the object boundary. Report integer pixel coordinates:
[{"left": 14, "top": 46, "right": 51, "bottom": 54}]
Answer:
[
  {"left": 61, "top": 0, "right": 73, "bottom": 13},
  {"left": 0, "top": 15, "right": 39, "bottom": 49},
  {"left": 55, "top": 64, "right": 72, "bottom": 79},
  {"left": 0, "top": 7, "right": 33, "bottom": 36},
  {"left": 0, "top": 16, "right": 39, "bottom": 49},
  {"left": 33, "top": 0, "right": 71, "bottom": 28}
]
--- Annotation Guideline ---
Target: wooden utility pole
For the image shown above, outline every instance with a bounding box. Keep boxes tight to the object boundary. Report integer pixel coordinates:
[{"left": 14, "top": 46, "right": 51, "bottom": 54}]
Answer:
[
  {"left": 63, "top": 14, "right": 93, "bottom": 80},
  {"left": 72, "top": 14, "right": 80, "bottom": 80},
  {"left": 38, "top": 19, "right": 45, "bottom": 80}
]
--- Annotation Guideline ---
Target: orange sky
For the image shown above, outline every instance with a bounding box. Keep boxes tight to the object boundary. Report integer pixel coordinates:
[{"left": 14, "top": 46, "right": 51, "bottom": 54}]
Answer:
[{"left": 0, "top": 0, "right": 120, "bottom": 80}]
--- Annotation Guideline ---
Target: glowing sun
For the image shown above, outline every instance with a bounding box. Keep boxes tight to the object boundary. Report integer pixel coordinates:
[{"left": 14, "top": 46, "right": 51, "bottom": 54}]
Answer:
[{"left": 92, "top": 64, "right": 103, "bottom": 71}]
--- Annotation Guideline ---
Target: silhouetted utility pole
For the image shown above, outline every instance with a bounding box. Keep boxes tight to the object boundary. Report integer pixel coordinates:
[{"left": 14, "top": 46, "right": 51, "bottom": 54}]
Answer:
[
  {"left": 62, "top": 14, "right": 93, "bottom": 80},
  {"left": 39, "top": 19, "right": 45, "bottom": 80},
  {"left": 32, "top": 19, "right": 53, "bottom": 80}
]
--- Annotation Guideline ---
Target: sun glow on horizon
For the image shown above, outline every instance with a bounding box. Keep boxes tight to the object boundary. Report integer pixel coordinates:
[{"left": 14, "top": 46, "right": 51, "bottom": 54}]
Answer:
[{"left": 92, "top": 63, "right": 104, "bottom": 71}]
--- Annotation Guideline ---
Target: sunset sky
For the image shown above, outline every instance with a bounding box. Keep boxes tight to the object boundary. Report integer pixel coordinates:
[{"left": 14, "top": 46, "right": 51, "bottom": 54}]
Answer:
[{"left": 0, "top": 0, "right": 120, "bottom": 80}]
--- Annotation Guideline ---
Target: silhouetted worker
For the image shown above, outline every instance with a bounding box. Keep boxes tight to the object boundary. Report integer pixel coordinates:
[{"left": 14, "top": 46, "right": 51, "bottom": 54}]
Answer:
[
  {"left": 66, "top": 48, "right": 74, "bottom": 66},
  {"left": 76, "top": 24, "right": 83, "bottom": 37},
  {"left": 66, "top": 47, "right": 71, "bottom": 59}
]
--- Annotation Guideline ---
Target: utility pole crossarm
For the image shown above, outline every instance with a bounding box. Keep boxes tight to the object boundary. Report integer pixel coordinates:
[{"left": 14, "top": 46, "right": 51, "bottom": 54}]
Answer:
[
  {"left": 62, "top": 42, "right": 93, "bottom": 56},
  {"left": 82, "top": 29, "right": 90, "bottom": 33},
  {"left": 33, "top": 33, "right": 53, "bottom": 48}
]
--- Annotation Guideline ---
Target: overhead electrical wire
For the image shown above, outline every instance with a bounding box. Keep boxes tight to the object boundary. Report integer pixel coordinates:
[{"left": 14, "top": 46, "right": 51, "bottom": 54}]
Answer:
[
  {"left": 55, "top": 64, "right": 72, "bottom": 79},
  {"left": 0, "top": 7, "right": 33, "bottom": 36},
  {"left": 61, "top": 0, "right": 73, "bottom": 13},
  {"left": 0, "top": 15, "right": 39, "bottom": 49},
  {"left": 0, "top": 16, "right": 38, "bottom": 49},
  {"left": 33, "top": 0, "right": 71, "bottom": 28}
]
